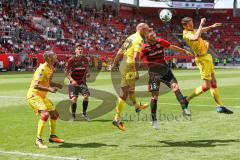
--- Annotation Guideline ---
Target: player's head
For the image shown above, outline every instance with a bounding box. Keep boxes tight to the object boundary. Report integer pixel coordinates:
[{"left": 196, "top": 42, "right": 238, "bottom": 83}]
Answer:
[
  {"left": 146, "top": 28, "right": 156, "bottom": 43},
  {"left": 136, "top": 23, "right": 149, "bottom": 38},
  {"left": 181, "top": 17, "right": 194, "bottom": 30},
  {"left": 75, "top": 43, "right": 84, "bottom": 56},
  {"left": 43, "top": 50, "right": 58, "bottom": 64}
]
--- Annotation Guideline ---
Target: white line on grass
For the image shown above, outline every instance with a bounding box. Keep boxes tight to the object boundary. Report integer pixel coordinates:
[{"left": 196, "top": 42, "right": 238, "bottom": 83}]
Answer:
[
  {"left": 0, "top": 96, "right": 239, "bottom": 109},
  {"left": 0, "top": 95, "right": 25, "bottom": 99},
  {"left": 0, "top": 96, "right": 240, "bottom": 101},
  {"left": 1, "top": 95, "right": 240, "bottom": 100},
  {"left": 0, "top": 95, "right": 238, "bottom": 107},
  {"left": 0, "top": 150, "right": 84, "bottom": 160},
  {"left": 0, "top": 95, "right": 104, "bottom": 101}
]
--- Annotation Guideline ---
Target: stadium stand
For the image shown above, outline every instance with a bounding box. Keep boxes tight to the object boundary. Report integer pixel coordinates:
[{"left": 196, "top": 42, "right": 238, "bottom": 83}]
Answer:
[{"left": 0, "top": 0, "right": 239, "bottom": 69}]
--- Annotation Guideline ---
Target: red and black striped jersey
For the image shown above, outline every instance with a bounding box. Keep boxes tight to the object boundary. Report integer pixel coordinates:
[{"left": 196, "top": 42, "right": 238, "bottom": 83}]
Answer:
[
  {"left": 140, "top": 38, "right": 170, "bottom": 66},
  {"left": 65, "top": 55, "right": 89, "bottom": 84}
]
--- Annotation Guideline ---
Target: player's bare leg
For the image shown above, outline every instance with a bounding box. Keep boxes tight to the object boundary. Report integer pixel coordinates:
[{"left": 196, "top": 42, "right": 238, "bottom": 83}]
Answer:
[
  {"left": 48, "top": 110, "right": 64, "bottom": 143},
  {"left": 150, "top": 91, "right": 160, "bottom": 129},
  {"left": 129, "top": 90, "right": 148, "bottom": 113},
  {"left": 210, "top": 74, "right": 233, "bottom": 114},
  {"left": 171, "top": 82, "right": 191, "bottom": 116},
  {"left": 82, "top": 94, "right": 91, "bottom": 121},
  {"left": 35, "top": 110, "right": 49, "bottom": 149},
  {"left": 187, "top": 76, "right": 233, "bottom": 114},
  {"left": 70, "top": 96, "right": 78, "bottom": 120},
  {"left": 186, "top": 79, "right": 211, "bottom": 103},
  {"left": 112, "top": 86, "right": 129, "bottom": 131}
]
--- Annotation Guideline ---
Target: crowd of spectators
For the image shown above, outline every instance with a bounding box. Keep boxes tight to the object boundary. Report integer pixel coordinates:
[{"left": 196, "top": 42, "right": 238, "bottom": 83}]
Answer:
[{"left": 0, "top": 0, "right": 239, "bottom": 60}]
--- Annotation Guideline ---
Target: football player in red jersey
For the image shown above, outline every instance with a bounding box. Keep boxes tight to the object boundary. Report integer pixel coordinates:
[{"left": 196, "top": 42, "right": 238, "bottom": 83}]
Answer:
[
  {"left": 64, "top": 44, "right": 90, "bottom": 121},
  {"left": 141, "top": 28, "right": 191, "bottom": 129}
]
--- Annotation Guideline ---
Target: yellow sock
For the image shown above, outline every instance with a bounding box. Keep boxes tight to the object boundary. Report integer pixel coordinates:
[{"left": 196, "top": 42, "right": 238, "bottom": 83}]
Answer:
[
  {"left": 49, "top": 119, "right": 57, "bottom": 135},
  {"left": 210, "top": 88, "right": 223, "bottom": 106},
  {"left": 114, "top": 98, "right": 126, "bottom": 120},
  {"left": 129, "top": 94, "right": 140, "bottom": 108},
  {"left": 187, "top": 86, "right": 204, "bottom": 102},
  {"left": 37, "top": 119, "right": 46, "bottom": 139}
]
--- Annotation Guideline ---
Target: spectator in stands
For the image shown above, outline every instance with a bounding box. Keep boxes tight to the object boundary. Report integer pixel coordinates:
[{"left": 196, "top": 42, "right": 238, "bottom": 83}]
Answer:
[
  {"left": 8, "top": 54, "right": 15, "bottom": 71},
  {"left": 0, "top": 1, "right": 238, "bottom": 62}
]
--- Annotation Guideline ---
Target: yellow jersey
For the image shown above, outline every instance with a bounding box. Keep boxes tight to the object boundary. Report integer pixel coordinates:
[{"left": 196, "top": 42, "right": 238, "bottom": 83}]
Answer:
[
  {"left": 121, "top": 32, "right": 144, "bottom": 64},
  {"left": 27, "top": 62, "right": 54, "bottom": 99},
  {"left": 183, "top": 29, "right": 209, "bottom": 56}
]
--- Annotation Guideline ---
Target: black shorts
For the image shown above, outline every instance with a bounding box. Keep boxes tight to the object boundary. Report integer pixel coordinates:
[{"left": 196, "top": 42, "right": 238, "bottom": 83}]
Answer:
[
  {"left": 68, "top": 84, "right": 90, "bottom": 98},
  {"left": 148, "top": 65, "right": 177, "bottom": 91}
]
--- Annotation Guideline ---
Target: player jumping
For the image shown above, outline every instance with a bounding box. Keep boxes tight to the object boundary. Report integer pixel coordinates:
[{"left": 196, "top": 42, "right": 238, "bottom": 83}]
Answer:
[
  {"left": 64, "top": 44, "right": 91, "bottom": 121},
  {"left": 27, "top": 50, "right": 64, "bottom": 149},
  {"left": 181, "top": 17, "right": 233, "bottom": 114},
  {"left": 141, "top": 28, "right": 191, "bottom": 129},
  {"left": 111, "top": 23, "right": 150, "bottom": 131}
]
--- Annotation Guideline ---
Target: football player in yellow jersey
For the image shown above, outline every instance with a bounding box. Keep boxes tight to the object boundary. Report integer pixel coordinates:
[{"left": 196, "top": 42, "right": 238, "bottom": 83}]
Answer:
[
  {"left": 111, "top": 23, "right": 150, "bottom": 131},
  {"left": 27, "top": 50, "right": 64, "bottom": 149},
  {"left": 181, "top": 17, "right": 233, "bottom": 114}
]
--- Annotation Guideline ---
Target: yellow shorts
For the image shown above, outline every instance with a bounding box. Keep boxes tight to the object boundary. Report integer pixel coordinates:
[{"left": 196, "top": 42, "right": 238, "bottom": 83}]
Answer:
[
  {"left": 119, "top": 61, "right": 136, "bottom": 91},
  {"left": 195, "top": 54, "right": 215, "bottom": 80},
  {"left": 27, "top": 95, "right": 55, "bottom": 114}
]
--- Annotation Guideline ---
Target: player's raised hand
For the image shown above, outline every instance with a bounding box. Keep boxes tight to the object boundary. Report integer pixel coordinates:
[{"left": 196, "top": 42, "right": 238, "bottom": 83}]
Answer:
[
  {"left": 49, "top": 87, "right": 58, "bottom": 93},
  {"left": 200, "top": 18, "right": 206, "bottom": 26},
  {"left": 212, "top": 23, "right": 222, "bottom": 28}
]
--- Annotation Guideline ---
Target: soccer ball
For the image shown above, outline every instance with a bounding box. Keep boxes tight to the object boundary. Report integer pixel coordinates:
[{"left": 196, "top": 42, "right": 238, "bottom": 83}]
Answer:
[{"left": 159, "top": 9, "right": 172, "bottom": 22}]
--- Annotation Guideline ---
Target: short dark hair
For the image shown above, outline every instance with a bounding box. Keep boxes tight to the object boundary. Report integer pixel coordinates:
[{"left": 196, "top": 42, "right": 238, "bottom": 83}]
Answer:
[
  {"left": 74, "top": 43, "right": 84, "bottom": 49},
  {"left": 181, "top": 17, "right": 193, "bottom": 26},
  {"left": 148, "top": 27, "right": 153, "bottom": 32}
]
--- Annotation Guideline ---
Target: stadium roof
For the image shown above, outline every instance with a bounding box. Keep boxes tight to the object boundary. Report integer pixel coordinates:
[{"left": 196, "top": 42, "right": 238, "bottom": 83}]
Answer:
[{"left": 106, "top": 0, "right": 238, "bottom": 9}]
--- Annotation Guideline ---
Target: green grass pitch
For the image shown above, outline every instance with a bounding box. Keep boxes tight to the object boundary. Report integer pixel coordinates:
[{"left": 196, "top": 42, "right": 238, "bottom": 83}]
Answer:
[{"left": 0, "top": 69, "right": 239, "bottom": 160}]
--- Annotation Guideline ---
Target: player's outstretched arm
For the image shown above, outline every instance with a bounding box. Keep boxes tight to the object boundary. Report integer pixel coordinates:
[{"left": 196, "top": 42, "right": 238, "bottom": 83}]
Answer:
[
  {"left": 64, "top": 58, "right": 78, "bottom": 85},
  {"left": 202, "top": 23, "right": 222, "bottom": 33},
  {"left": 86, "top": 58, "right": 91, "bottom": 78},
  {"left": 133, "top": 51, "right": 140, "bottom": 80},
  {"left": 64, "top": 71, "right": 77, "bottom": 85},
  {"left": 50, "top": 82, "right": 63, "bottom": 89},
  {"left": 169, "top": 45, "right": 192, "bottom": 56},
  {"left": 133, "top": 41, "right": 144, "bottom": 80},
  {"left": 189, "top": 18, "right": 206, "bottom": 41},
  {"left": 112, "top": 48, "right": 123, "bottom": 69},
  {"left": 34, "top": 80, "right": 58, "bottom": 93}
]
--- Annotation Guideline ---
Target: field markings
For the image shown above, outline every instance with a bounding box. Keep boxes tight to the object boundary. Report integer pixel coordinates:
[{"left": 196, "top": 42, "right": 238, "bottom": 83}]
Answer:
[
  {"left": 0, "top": 95, "right": 240, "bottom": 100},
  {"left": 0, "top": 96, "right": 239, "bottom": 110},
  {"left": 0, "top": 150, "right": 84, "bottom": 160}
]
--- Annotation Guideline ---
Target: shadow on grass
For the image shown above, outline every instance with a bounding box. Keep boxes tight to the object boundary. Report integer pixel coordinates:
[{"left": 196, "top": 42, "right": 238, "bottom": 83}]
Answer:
[
  {"left": 130, "top": 139, "right": 240, "bottom": 148},
  {"left": 52, "top": 142, "right": 118, "bottom": 148}
]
